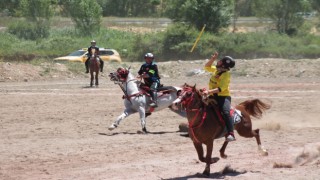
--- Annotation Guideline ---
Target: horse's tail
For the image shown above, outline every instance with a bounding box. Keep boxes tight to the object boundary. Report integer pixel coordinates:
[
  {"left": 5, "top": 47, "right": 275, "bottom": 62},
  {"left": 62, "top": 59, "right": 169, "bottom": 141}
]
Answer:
[{"left": 238, "top": 99, "right": 271, "bottom": 118}]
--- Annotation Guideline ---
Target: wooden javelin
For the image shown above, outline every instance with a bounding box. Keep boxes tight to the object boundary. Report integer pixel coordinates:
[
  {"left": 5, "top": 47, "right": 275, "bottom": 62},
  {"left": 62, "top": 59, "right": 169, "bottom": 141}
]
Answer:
[{"left": 190, "top": 24, "right": 206, "bottom": 52}]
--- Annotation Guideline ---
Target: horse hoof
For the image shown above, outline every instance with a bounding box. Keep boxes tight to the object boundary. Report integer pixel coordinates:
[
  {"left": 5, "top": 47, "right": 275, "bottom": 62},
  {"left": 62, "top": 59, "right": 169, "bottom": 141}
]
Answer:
[
  {"left": 220, "top": 153, "right": 228, "bottom": 159},
  {"left": 258, "top": 146, "right": 269, "bottom": 156},
  {"left": 178, "top": 123, "right": 189, "bottom": 132},
  {"left": 137, "top": 130, "right": 148, "bottom": 134},
  {"left": 142, "top": 127, "right": 148, "bottom": 134},
  {"left": 108, "top": 124, "right": 117, "bottom": 130},
  {"left": 211, "top": 157, "right": 220, "bottom": 164},
  {"left": 261, "top": 150, "right": 268, "bottom": 156},
  {"left": 202, "top": 170, "right": 210, "bottom": 177}
]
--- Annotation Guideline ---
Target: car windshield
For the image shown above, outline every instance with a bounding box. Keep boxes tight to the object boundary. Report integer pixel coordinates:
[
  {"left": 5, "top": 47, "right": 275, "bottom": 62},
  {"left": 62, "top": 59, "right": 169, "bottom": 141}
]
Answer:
[{"left": 67, "top": 50, "right": 86, "bottom": 56}]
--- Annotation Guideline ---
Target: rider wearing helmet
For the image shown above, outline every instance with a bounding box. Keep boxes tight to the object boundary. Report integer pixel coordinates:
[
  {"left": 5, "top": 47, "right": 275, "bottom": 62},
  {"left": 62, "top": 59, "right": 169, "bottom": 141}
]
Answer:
[
  {"left": 137, "top": 53, "right": 161, "bottom": 108},
  {"left": 85, "top": 40, "right": 104, "bottom": 73},
  {"left": 203, "top": 52, "right": 236, "bottom": 142},
  {"left": 217, "top": 56, "right": 235, "bottom": 69}
]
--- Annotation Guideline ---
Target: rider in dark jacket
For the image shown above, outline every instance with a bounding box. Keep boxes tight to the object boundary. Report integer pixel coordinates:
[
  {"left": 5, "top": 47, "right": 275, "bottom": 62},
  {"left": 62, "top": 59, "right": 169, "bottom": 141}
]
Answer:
[
  {"left": 137, "top": 53, "right": 160, "bottom": 107},
  {"left": 85, "top": 40, "right": 104, "bottom": 73}
]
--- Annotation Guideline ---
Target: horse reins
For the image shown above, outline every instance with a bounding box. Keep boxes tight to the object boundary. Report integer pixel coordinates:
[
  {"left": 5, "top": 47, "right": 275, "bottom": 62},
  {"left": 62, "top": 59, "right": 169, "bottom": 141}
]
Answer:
[
  {"left": 118, "top": 74, "right": 147, "bottom": 104},
  {"left": 180, "top": 89, "right": 207, "bottom": 144}
]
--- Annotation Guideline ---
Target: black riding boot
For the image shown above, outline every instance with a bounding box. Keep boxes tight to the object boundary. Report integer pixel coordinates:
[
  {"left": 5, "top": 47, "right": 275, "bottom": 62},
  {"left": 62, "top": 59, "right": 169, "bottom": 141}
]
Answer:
[
  {"left": 150, "top": 91, "right": 158, "bottom": 108},
  {"left": 100, "top": 59, "right": 104, "bottom": 72},
  {"left": 85, "top": 60, "right": 89, "bottom": 73}
]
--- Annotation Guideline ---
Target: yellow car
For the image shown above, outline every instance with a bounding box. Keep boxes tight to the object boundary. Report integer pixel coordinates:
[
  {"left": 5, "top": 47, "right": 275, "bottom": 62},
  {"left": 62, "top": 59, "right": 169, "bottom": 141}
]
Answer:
[{"left": 54, "top": 48, "right": 122, "bottom": 63}]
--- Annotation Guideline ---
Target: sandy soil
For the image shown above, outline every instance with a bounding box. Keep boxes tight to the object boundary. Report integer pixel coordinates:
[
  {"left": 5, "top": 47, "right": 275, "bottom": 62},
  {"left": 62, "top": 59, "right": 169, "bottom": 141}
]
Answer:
[{"left": 1, "top": 59, "right": 320, "bottom": 180}]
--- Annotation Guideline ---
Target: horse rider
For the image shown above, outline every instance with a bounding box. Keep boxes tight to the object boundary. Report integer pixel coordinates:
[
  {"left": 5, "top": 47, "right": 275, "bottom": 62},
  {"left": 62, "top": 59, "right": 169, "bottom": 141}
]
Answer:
[
  {"left": 202, "top": 52, "right": 236, "bottom": 142},
  {"left": 137, "top": 53, "right": 161, "bottom": 108},
  {"left": 85, "top": 40, "right": 104, "bottom": 73}
]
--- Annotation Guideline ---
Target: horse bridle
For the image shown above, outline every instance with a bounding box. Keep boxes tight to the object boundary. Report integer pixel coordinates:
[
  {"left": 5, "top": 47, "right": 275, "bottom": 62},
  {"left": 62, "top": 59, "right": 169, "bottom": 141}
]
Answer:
[
  {"left": 109, "top": 68, "right": 143, "bottom": 104},
  {"left": 176, "top": 86, "right": 207, "bottom": 143},
  {"left": 177, "top": 87, "right": 203, "bottom": 111}
]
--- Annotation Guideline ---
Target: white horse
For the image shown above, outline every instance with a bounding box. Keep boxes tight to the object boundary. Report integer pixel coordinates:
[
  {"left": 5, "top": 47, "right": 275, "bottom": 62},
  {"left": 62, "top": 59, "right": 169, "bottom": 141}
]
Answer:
[{"left": 108, "top": 67, "right": 185, "bottom": 133}]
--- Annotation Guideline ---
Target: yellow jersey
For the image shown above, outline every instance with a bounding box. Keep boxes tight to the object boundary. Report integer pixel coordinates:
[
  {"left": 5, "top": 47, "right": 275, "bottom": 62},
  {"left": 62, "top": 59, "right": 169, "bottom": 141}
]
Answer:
[{"left": 204, "top": 66, "right": 231, "bottom": 96}]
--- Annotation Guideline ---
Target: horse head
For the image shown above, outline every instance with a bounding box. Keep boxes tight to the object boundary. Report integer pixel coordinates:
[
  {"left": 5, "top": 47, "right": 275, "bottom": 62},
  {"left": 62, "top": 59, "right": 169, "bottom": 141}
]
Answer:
[
  {"left": 109, "top": 67, "right": 130, "bottom": 83},
  {"left": 173, "top": 83, "right": 204, "bottom": 110}
]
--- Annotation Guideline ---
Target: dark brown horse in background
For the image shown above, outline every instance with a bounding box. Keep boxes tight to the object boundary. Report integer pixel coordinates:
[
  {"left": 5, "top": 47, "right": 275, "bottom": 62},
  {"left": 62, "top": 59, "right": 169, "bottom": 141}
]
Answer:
[
  {"left": 89, "top": 48, "right": 100, "bottom": 87},
  {"left": 173, "top": 83, "right": 271, "bottom": 176}
]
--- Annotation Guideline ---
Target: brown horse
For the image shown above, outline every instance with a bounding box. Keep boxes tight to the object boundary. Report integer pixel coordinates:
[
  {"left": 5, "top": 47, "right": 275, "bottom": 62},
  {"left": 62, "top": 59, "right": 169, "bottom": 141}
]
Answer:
[
  {"left": 89, "top": 48, "right": 100, "bottom": 87},
  {"left": 173, "top": 83, "right": 270, "bottom": 176}
]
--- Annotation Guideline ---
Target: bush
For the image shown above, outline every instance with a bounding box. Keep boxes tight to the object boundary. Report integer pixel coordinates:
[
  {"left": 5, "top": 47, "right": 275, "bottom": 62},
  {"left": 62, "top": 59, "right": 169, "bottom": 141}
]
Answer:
[
  {"left": 7, "top": 20, "right": 49, "bottom": 40},
  {"left": 1, "top": 20, "right": 320, "bottom": 62},
  {"left": 161, "top": 23, "right": 198, "bottom": 60},
  {"left": 128, "top": 33, "right": 164, "bottom": 61}
]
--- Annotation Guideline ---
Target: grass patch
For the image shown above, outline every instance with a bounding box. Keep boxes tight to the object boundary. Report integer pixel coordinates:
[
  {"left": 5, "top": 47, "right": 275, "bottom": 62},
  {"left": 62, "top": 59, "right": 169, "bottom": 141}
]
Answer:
[{"left": 1, "top": 17, "right": 320, "bottom": 63}]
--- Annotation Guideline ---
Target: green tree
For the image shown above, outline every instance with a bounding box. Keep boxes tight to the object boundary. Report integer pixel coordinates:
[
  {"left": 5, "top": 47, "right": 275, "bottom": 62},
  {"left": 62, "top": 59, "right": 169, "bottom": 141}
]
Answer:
[
  {"left": 8, "top": 0, "right": 55, "bottom": 39},
  {"left": 100, "top": 0, "right": 160, "bottom": 17},
  {"left": 236, "top": 0, "right": 254, "bottom": 17},
  {"left": 19, "top": 0, "right": 55, "bottom": 22},
  {"left": 165, "top": 0, "right": 233, "bottom": 33},
  {"left": 310, "top": 0, "right": 320, "bottom": 16},
  {"left": 252, "top": 0, "right": 311, "bottom": 35},
  {"left": 63, "top": 0, "right": 102, "bottom": 35},
  {"left": 0, "top": 0, "right": 20, "bottom": 16}
]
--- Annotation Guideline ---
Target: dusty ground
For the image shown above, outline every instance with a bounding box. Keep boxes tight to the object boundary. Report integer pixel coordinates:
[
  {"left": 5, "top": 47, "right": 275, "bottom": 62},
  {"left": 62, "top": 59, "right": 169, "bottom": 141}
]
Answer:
[{"left": 1, "top": 58, "right": 320, "bottom": 180}]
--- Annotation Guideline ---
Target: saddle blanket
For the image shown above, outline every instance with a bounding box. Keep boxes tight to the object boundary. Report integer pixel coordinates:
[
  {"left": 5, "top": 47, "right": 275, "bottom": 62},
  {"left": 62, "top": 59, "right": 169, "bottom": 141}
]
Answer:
[{"left": 231, "top": 108, "right": 242, "bottom": 124}]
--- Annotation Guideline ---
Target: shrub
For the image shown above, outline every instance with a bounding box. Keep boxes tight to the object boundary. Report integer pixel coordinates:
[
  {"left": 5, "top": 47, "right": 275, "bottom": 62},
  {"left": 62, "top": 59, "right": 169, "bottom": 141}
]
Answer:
[
  {"left": 161, "top": 23, "right": 198, "bottom": 60},
  {"left": 7, "top": 20, "right": 49, "bottom": 40}
]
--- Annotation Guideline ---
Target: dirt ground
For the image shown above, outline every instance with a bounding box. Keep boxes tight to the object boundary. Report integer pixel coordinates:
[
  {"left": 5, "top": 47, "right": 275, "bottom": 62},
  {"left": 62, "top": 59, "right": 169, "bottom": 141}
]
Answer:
[{"left": 1, "top": 58, "right": 320, "bottom": 180}]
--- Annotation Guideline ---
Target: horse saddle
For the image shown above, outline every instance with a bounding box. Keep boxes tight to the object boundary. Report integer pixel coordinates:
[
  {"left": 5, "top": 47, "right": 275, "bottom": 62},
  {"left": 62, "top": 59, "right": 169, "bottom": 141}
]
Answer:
[
  {"left": 139, "top": 84, "right": 176, "bottom": 96},
  {"left": 157, "top": 86, "right": 177, "bottom": 93},
  {"left": 208, "top": 104, "right": 242, "bottom": 126}
]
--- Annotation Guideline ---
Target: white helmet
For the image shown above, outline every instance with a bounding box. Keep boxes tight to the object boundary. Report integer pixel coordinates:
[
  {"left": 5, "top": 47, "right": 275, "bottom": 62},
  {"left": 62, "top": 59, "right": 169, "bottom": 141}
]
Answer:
[{"left": 144, "top": 53, "right": 154, "bottom": 60}]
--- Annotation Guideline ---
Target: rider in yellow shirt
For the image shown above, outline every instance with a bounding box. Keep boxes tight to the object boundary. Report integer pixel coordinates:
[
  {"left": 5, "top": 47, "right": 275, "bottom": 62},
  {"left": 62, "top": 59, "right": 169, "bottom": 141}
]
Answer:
[{"left": 203, "top": 52, "right": 236, "bottom": 142}]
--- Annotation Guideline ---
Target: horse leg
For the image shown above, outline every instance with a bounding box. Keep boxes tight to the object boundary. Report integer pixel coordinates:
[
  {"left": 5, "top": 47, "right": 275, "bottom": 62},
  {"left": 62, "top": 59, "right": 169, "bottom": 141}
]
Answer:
[
  {"left": 108, "top": 109, "right": 132, "bottom": 130},
  {"left": 193, "top": 142, "right": 205, "bottom": 163},
  {"left": 219, "top": 141, "right": 229, "bottom": 159},
  {"left": 138, "top": 106, "right": 147, "bottom": 133},
  {"left": 203, "top": 141, "right": 214, "bottom": 177},
  {"left": 90, "top": 72, "right": 94, "bottom": 87},
  {"left": 236, "top": 121, "right": 268, "bottom": 156},
  {"left": 253, "top": 129, "right": 268, "bottom": 156},
  {"left": 193, "top": 141, "right": 216, "bottom": 177},
  {"left": 95, "top": 72, "right": 99, "bottom": 86}
]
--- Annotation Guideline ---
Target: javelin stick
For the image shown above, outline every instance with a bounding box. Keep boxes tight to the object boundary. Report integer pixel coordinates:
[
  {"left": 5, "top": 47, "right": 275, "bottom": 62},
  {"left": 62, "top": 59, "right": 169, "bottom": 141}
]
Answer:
[{"left": 190, "top": 24, "right": 206, "bottom": 52}]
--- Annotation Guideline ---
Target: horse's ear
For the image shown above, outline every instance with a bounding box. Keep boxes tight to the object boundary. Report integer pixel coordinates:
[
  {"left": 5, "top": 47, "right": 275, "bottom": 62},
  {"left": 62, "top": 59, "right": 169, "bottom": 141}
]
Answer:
[
  {"left": 128, "top": 66, "right": 131, "bottom": 71},
  {"left": 177, "top": 90, "right": 182, "bottom": 96},
  {"left": 193, "top": 84, "right": 196, "bottom": 90}
]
